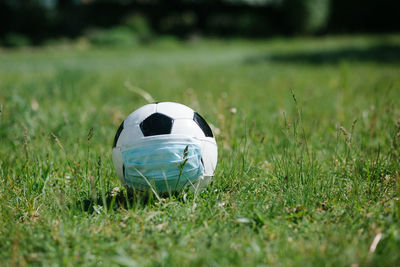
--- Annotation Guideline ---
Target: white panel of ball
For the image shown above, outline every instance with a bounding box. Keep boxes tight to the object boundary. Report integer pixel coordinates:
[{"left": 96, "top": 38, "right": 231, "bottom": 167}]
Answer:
[
  {"left": 156, "top": 102, "right": 194, "bottom": 119},
  {"left": 116, "top": 125, "right": 144, "bottom": 147},
  {"left": 171, "top": 119, "right": 206, "bottom": 138}
]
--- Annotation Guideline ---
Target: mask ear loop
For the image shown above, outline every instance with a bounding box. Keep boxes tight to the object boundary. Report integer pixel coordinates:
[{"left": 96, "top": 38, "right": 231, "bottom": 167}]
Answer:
[
  {"left": 173, "top": 145, "right": 189, "bottom": 192},
  {"left": 161, "top": 170, "right": 172, "bottom": 198},
  {"left": 132, "top": 167, "right": 161, "bottom": 202},
  {"left": 184, "top": 154, "right": 205, "bottom": 210}
]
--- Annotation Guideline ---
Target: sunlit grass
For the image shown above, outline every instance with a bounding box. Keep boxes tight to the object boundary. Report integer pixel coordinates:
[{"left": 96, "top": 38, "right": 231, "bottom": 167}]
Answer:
[{"left": 0, "top": 35, "right": 399, "bottom": 266}]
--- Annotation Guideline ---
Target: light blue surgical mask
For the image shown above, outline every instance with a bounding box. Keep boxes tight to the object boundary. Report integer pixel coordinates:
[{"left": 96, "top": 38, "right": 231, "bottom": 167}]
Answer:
[{"left": 120, "top": 135, "right": 204, "bottom": 193}]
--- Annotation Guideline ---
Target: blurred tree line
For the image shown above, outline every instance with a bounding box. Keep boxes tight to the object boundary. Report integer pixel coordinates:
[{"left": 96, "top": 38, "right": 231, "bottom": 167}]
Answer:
[{"left": 0, "top": 0, "right": 399, "bottom": 46}]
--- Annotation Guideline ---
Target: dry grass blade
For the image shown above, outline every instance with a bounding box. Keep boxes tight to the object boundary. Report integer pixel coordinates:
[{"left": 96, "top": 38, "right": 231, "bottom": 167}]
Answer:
[
  {"left": 369, "top": 233, "right": 382, "bottom": 253},
  {"left": 133, "top": 167, "right": 161, "bottom": 202},
  {"left": 124, "top": 81, "right": 155, "bottom": 103},
  {"left": 51, "top": 133, "right": 65, "bottom": 152}
]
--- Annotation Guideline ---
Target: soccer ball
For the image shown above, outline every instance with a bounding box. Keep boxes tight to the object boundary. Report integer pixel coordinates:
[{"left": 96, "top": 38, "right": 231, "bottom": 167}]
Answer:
[{"left": 112, "top": 102, "right": 218, "bottom": 193}]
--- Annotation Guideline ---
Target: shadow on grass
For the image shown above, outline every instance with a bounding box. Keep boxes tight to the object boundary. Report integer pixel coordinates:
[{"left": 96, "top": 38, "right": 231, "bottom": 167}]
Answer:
[
  {"left": 244, "top": 44, "right": 400, "bottom": 65},
  {"left": 76, "top": 188, "right": 182, "bottom": 213}
]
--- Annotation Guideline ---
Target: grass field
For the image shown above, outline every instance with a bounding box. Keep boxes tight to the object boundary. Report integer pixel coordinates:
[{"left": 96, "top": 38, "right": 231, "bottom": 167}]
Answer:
[{"left": 1, "top": 34, "right": 400, "bottom": 266}]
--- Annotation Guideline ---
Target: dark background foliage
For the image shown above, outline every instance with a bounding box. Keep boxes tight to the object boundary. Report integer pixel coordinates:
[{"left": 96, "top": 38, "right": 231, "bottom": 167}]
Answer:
[{"left": 1, "top": 0, "right": 400, "bottom": 46}]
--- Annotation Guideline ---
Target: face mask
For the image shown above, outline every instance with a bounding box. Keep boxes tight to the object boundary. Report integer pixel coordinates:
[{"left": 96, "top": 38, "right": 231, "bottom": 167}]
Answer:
[{"left": 120, "top": 135, "right": 204, "bottom": 193}]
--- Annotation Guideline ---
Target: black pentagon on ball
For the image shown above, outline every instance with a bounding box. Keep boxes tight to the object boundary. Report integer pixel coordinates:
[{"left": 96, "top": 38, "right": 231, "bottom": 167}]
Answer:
[
  {"left": 113, "top": 121, "right": 124, "bottom": 148},
  {"left": 193, "top": 112, "right": 213, "bottom": 137},
  {"left": 140, "top": 113, "right": 173, "bottom": 136}
]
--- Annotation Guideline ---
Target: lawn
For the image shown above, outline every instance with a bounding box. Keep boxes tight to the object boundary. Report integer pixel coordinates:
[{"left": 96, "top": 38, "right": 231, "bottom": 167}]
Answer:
[{"left": 0, "top": 35, "right": 399, "bottom": 266}]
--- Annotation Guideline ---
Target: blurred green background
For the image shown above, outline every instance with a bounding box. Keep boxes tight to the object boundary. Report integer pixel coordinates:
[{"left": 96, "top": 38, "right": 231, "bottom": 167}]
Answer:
[{"left": 1, "top": 0, "right": 400, "bottom": 47}]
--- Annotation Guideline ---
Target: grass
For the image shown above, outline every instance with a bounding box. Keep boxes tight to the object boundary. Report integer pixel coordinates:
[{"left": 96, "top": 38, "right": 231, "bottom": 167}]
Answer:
[{"left": 1, "top": 34, "right": 400, "bottom": 266}]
